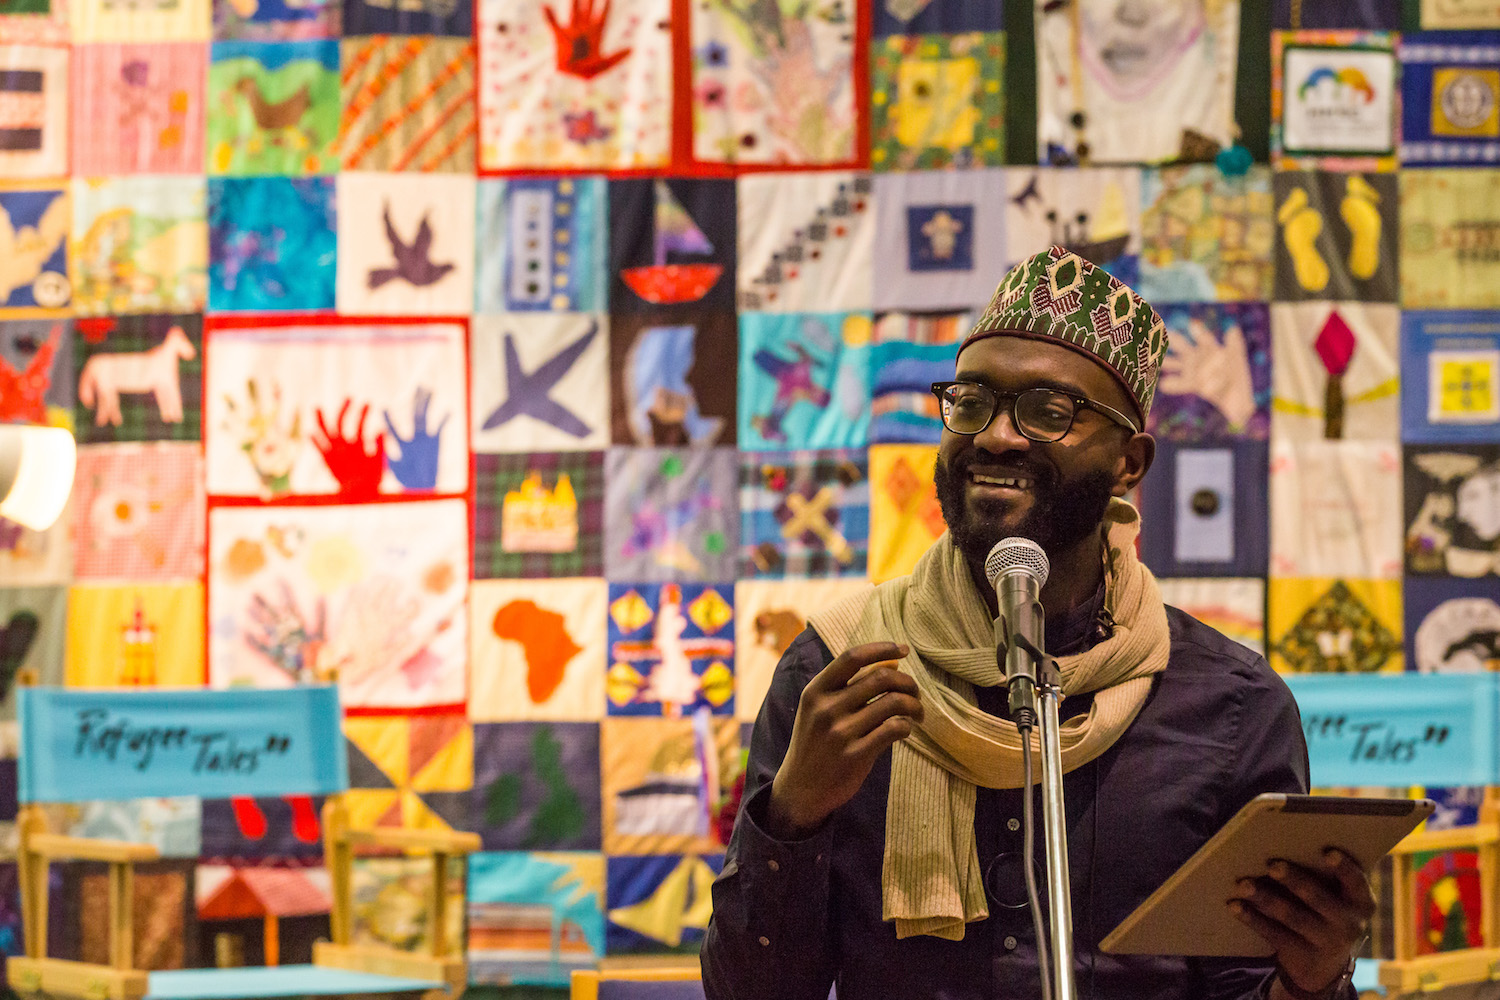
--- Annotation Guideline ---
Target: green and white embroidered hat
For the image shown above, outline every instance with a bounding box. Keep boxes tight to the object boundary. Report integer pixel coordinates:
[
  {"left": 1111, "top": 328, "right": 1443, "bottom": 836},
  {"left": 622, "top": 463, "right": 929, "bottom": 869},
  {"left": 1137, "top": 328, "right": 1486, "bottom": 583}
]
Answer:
[{"left": 960, "top": 246, "right": 1171, "bottom": 422}]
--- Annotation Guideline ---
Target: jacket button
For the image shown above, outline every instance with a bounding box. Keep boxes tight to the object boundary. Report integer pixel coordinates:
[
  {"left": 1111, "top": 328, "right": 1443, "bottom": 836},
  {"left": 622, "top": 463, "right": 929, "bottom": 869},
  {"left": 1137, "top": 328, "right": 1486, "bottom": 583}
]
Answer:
[
  {"left": 1003, "top": 936, "right": 1018, "bottom": 951},
  {"left": 759, "top": 936, "right": 770, "bottom": 947},
  {"left": 1007, "top": 818, "right": 1020, "bottom": 832},
  {"left": 768, "top": 859, "right": 780, "bottom": 871}
]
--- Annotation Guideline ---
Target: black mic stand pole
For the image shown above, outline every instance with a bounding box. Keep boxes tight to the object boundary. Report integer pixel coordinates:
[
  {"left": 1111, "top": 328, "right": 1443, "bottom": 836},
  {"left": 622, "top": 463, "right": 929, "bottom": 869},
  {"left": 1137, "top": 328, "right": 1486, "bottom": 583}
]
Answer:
[{"left": 1008, "top": 629, "right": 1077, "bottom": 1000}]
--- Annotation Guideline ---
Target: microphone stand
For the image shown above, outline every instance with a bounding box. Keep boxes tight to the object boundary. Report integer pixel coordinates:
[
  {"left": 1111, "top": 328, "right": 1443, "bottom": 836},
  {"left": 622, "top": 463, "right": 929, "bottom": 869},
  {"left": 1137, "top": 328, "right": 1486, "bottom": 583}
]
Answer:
[{"left": 1008, "top": 631, "right": 1077, "bottom": 1000}]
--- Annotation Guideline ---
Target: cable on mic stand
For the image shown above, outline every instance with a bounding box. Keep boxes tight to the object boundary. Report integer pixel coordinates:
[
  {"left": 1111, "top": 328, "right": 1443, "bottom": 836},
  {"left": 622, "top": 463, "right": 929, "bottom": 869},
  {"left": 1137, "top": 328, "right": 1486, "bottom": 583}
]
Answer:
[{"left": 1021, "top": 725, "right": 1053, "bottom": 1000}]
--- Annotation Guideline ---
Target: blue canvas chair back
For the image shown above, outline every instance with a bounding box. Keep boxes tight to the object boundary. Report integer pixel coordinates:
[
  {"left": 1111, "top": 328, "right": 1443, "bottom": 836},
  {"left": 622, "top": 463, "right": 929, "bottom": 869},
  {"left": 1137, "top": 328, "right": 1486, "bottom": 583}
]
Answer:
[{"left": 16, "top": 686, "right": 349, "bottom": 804}]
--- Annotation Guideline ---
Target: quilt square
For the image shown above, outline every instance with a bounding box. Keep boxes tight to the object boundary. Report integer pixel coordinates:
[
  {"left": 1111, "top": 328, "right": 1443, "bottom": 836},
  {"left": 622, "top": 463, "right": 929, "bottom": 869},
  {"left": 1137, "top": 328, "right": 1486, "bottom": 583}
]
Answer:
[
  {"left": 738, "top": 314, "right": 871, "bottom": 450},
  {"left": 1400, "top": 31, "right": 1500, "bottom": 165},
  {"left": 600, "top": 716, "right": 738, "bottom": 855},
  {"left": 338, "top": 37, "right": 474, "bottom": 172},
  {"left": 65, "top": 581, "right": 204, "bottom": 686},
  {"left": 733, "top": 578, "right": 870, "bottom": 722},
  {"left": 737, "top": 173, "right": 874, "bottom": 312},
  {"left": 0, "top": 0, "right": 69, "bottom": 42},
  {"left": 205, "top": 320, "right": 467, "bottom": 500},
  {"left": 470, "top": 578, "right": 606, "bottom": 722},
  {"left": 73, "top": 313, "right": 202, "bottom": 444},
  {"left": 344, "top": 713, "right": 471, "bottom": 833},
  {"left": 1273, "top": 171, "right": 1398, "bottom": 302},
  {"left": 1406, "top": 577, "right": 1500, "bottom": 673},
  {"left": 72, "top": 0, "right": 208, "bottom": 42},
  {"left": 1155, "top": 578, "right": 1265, "bottom": 656},
  {"left": 349, "top": 856, "right": 464, "bottom": 954},
  {"left": 1269, "top": 440, "right": 1403, "bottom": 579},
  {"left": 605, "top": 448, "right": 738, "bottom": 583},
  {"left": 1271, "top": 302, "right": 1399, "bottom": 442},
  {"left": 0, "top": 44, "right": 66, "bottom": 179},
  {"left": 0, "top": 318, "right": 71, "bottom": 425},
  {"left": 1404, "top": 444, "right": 1500, "bottom": 578},
  {"left": 208, "top": 177, "right": 335, "bottom": 313},
  {"left": 71, "top": 43, "right": 205, "bottom": 174},
  {"left": 0, "top": 586, "right": 66, "bottom": 723},
  {"left": 1274, "top": 0, "right": 1401, "bottom": 29},
  {"left": 195, "top": 864, "right": 333, "bottom": 965},
  {"left": 1400, "top": 310, "right": 1500, "bottom": 443},
  {"left": 467, "top": 851, "right": 605, "bottom": 987},
  {"left": 472, "top": 314, "right": 610, "bottom": 453},
  {"left": 739, "top": 449, "right": 869, "bottom": 578},
  {"left": 199, "top": 794, "right": 328, "bottom": 862},
  {"left": 335, "top": 173, "right": 474, "bottom": 316},
  {"left": 1273, "top": 31, "right": 1399, "bottom": 170},
  {"left": 870, "top": 32, "right": 1005, "bottom": 171},
  {"left": 470, "top": 723, "right": 600, "bottom": 850},
  {"left": 1138, "top": 165, "right": 1274, "bottom": 303},
  {"left": 1003, "top": 167, "right": 1141, "bottom": 286},
  {"left": 1035, "top": 0, "right": 1238, "bottom": 165},
  {"left": 609, "top": 311, "right": 736, "bottom": 447},
  {"left": 64, "top": 799, "right": 200, "bottom": 857},
  {"left": 1420, "top": 0, "right": 1500, "bottom": 29},
  {"left": 867, "top": 443, "right": 942, "bottom": 583},
  {"left": 1138, "top": 439, "right": 1269, "bottom": 578},
  {"left": 609, "top": 179, "right": 734, "bottom": 314},
  {"left": 475, "top": 178, "right": 608, "bottom": 313},
  {"left": 1400, "top": 169, "right": 1500, "bottom": 308},
  {"left": 342, "top": 0, "right": 467, "bottom": 37},
  {"left": 207, "top": 500, "right": 468, "bottom": 710},
  {"left": 0, "top": 506, "right": 71, "bottom": 585},
  {"left": 605, "top": 583, "right": 734, "bottom": 718},
  {"left": 473, "top": 451, "right": 605, "bottom": 580},
  {"left": 1268, "top": 578, "right": 1403, "bottom": 674},
  {"left": 76, "top": 861, "right": 194, "bottom": 969},
  {"left": 213, "top": 0, "right": 338, "bottom": 38},
  {"left": 206, "top": 40, "right": 339, "bottom": 175},
  {"left": 73, "top": 443, "right": 204, "bottom": 580},
  {"left": 477, "top": 0, "right": 671, "bottom": 172},
  {"left": 691, "top": 0, "right": 858, "bottom": 166},
  {"left": 868, "top": 310, "right": 967, "bottom": 445},
  {"left": 71, "top": 176, "right": 208, "bottom": 316},
  {"left": 873, "top": 0, "right": 1002, "bottom": 36},
  {"left": 605, "top": 853, "right": 723, "bottom": 954},
  {"left": 1149, "top": 303, "right": 1271, "bottom": 441},
  {"left": 871, "top": 169, "right": 1007, "bottom": 310},
  {"left": 0, "top": 182, "right": 69, "bottom": 317}
]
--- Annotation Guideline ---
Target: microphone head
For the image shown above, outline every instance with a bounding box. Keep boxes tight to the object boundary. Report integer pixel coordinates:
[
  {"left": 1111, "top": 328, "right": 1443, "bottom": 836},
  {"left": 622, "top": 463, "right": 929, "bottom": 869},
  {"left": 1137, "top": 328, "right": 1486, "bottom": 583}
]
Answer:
[{"left": 985, "top": 537, "right": 1050, "bottom": 590}]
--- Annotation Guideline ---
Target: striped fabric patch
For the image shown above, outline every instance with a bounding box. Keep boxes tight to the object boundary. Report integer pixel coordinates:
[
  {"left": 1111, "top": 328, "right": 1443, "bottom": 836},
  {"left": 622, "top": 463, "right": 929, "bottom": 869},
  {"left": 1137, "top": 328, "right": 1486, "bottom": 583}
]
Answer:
[
  {"left": 339, "top": 35, "right": 475, "bottom": 172},
  {"left": 0, "top": 68, "right": 45, "bottom": 150}
]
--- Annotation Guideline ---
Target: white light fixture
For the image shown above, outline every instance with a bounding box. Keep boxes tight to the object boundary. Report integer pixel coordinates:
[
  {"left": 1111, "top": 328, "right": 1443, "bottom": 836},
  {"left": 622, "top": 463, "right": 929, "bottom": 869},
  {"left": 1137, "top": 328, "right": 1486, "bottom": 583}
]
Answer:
[{"left": 0, "top": 425, "right": 76, "bottom": 532}]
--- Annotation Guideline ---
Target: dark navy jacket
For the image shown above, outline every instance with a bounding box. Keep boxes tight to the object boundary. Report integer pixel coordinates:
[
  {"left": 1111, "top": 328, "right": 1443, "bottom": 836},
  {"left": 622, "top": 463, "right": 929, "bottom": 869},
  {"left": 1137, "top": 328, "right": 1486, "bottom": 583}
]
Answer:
[{"left": 703, "top": 605, "right": 1350, "bottom": 1000}]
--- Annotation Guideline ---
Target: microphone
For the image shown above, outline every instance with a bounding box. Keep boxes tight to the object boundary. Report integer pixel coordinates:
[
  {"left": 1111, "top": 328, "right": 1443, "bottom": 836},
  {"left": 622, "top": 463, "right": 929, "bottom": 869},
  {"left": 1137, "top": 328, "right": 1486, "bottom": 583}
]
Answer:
[{"left": 985, "top": 537, "right": 1050, "bottom": 723}]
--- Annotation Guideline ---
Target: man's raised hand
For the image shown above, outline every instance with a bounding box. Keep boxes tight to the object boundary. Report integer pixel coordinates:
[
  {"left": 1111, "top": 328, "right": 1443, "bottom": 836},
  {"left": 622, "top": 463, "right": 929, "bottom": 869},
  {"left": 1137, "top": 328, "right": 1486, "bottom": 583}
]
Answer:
[{"left": 766, "top": 642, "right": 923, "bottom": 840}]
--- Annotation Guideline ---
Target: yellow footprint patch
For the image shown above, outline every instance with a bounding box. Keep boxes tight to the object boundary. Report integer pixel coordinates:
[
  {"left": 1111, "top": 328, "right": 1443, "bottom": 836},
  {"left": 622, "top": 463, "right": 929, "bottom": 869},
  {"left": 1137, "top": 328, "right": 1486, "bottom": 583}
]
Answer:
[
  {"left": 1278, "top": 186, "right": 1329, "bottom": 293},
  {"left": 1340, "top": 175, "right": 1383, "bottom": 281}
]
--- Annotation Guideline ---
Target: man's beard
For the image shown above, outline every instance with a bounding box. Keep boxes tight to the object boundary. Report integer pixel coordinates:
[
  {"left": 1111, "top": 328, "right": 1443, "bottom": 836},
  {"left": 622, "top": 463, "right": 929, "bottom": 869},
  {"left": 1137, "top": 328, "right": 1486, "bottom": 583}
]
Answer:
[{"left": 933, "top": 451, "right": 1116, "bottom": 570}]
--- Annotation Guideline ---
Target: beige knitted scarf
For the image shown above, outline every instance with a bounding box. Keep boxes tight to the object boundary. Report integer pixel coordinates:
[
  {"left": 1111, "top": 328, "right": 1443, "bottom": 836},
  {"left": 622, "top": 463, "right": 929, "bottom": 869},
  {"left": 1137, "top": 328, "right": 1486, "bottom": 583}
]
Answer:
[{"left": 808, "top": 500, "right": 1171, "bottom": 941}]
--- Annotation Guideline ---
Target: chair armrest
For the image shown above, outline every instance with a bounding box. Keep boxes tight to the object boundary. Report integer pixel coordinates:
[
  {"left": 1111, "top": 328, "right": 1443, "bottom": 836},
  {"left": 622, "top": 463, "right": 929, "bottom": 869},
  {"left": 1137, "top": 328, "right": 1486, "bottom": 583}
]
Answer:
[
  {"left": 27, "top": 834, "right": 160, "bottom": 864},
  {"left": 343, "top": 828, "right": 481, "bottom": 854},
  {"left": 1391, "top": 822, "right": 1500, "bottom": 855}
]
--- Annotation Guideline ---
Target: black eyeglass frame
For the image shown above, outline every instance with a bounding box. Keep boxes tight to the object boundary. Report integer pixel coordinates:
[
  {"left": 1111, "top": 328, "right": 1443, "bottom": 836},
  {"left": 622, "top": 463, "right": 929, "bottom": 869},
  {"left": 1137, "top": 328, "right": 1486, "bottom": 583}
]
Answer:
[{"left": 928, "top": 380, "right": 1142, "bottom": 441}]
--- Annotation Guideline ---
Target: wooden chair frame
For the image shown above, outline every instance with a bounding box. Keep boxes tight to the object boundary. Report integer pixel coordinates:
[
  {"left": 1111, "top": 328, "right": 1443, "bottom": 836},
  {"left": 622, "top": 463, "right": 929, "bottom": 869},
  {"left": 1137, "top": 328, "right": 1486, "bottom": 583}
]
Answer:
[{"left": 1379, "top": 791, "right": 1500, "bottom": 994}]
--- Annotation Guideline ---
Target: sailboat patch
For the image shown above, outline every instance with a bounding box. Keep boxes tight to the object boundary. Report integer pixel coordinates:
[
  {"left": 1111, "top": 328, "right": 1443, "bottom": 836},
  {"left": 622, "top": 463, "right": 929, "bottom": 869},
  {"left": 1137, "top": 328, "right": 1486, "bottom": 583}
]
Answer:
[{"left": 611, "top": 178, "right": 735, "bottom": 312}]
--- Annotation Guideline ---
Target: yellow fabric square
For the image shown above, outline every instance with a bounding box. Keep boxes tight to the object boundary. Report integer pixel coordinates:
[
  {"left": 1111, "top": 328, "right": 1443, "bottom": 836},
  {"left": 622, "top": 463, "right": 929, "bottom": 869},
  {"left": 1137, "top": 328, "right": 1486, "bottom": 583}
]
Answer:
[
  {"left": 412, "top": 722, "right": 473, "bottom": 791},
  {"left": 1431, "top": 68, "right": 1500, "bottom": 137},
  {"left": 1430, "top": 352, "right": 1499, "bottom": 422},
  {"left": 868, "top": 444, "right": 943, "bottom": 584},
  {"left": 893, "top": 58, "right": 980, "bottom": 150},
  {"left": 345, "top": 717, "right": 410, "bottom": 784},
  {"left": 1268, "top": 578, "right": 1403, "bottom": 674},
  {"left": 65, "top": 582, "right": 204, "bottom": 687}
]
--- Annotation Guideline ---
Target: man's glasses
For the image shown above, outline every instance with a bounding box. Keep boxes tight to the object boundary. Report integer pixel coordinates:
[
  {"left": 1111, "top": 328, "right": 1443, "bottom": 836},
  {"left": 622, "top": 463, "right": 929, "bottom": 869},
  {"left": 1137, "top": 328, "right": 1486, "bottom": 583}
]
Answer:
[{"left": 929, "top": 381, "right": 1140, "bottom": 442}]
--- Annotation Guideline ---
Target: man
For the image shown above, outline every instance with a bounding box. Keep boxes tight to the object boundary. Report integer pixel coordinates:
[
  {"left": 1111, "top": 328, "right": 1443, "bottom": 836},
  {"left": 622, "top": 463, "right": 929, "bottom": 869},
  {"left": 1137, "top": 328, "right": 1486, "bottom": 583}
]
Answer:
[{"left": 702, "top": 247, "right": 1372, "bottom": 1000}]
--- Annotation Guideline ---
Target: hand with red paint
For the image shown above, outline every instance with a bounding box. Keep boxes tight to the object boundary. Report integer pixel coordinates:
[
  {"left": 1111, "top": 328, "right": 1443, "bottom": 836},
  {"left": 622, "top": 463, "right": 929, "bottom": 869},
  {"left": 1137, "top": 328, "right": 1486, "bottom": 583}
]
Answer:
[
  {"left": 543, "top": 0, "right": 632, "bottom": 80},
  {"left": 313, "top": 399, "right": 385, "bottom": 501}
]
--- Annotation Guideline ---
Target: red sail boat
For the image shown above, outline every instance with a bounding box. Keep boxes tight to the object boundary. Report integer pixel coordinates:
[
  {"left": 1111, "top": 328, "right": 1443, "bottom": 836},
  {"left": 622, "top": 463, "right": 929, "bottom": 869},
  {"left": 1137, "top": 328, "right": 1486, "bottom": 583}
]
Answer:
[{"left": 620, "top": 180, "right": 723, "bottom": 305}]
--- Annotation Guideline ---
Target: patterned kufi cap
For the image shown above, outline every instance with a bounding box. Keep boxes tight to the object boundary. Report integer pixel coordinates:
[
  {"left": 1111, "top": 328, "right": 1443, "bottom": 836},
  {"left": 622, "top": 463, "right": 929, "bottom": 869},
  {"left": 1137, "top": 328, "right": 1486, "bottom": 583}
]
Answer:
[{"left": 960, "top": 246, "right": 1170, "bottom": 422}]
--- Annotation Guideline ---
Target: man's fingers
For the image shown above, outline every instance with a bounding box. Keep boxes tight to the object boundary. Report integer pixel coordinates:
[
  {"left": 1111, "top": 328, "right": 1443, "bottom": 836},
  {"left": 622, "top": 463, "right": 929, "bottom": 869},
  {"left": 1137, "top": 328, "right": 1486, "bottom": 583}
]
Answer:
[
  {"left": 814, "top": 642, "right": 908, "bottom": 692},
  {"left": 1266, "top": 860, "right": 1347, "bottom": 927},
  {"left": 841, "top": 662, "right": 920, "bottom": 707},
  {"left": 1233, "top": 876, "right": 1323, "bottom": 943},
  {"left": 848, "top": 713, "right": 915, "bottom": 761},
  {"left": 1322, "top": 849, "right": 1377, "bottom": 919},
  {"left": 843, "top": 689, "right": 922, "bottom": 738},
  {"left": 1228, "top": 897, "right": 1302, "bottom": 952}
]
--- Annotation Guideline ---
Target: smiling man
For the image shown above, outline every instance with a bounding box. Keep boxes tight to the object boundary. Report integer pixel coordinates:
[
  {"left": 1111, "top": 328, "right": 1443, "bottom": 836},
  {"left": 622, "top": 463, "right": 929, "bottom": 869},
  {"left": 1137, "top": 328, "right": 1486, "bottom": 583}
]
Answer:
[{"left": 702, "top": 247, "right": 1372, "bottom": 1000}]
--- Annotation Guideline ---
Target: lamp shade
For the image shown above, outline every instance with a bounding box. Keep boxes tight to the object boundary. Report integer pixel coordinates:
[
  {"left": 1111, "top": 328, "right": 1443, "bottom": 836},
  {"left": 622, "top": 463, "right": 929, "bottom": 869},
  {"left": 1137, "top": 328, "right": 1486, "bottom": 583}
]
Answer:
[{"left": 0, "top": 425, "right": 76, "bottom": 532}]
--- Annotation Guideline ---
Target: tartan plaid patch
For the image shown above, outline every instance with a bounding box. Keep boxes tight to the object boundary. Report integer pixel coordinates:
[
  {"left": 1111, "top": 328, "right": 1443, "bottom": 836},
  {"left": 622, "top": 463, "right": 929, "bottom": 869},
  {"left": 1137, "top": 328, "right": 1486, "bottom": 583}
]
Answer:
[
  {"left": 740, "top": 448, "right": 869, "bottom": 578},
  {"left": 474, "top": 451, "right": 605, "bottom": 578},
  {"left": 73, "top": 314, "right": 203, "bottom": 444}
]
